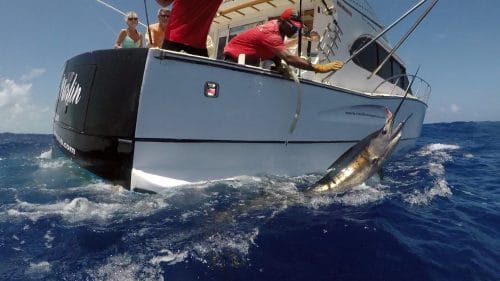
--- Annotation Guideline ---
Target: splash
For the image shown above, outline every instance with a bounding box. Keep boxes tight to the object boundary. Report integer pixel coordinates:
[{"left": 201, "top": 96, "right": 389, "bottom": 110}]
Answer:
[
  {"left": 88, "top": 254, "right": 163, "bottom": 281},
  {"left": 25, "top": 261, "right": 51, "bottom": 277},
  {"left": 150, "top": 249, "right": 189, "bottom": 265},
  {"left": 37, "top": 148, "right": 52, "bottom": 159},
  {"left": 404, "top": 143, "right": 456, "bottom": 205}
]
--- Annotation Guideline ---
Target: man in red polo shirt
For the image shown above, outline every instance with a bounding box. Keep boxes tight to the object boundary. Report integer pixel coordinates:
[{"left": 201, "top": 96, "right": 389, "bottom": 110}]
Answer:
[
  {"left": 224, "top": 8, "right": 343, "bottom": 73},
  {"left": 156, "top": 0, "right": 223, "bottom": 57}
]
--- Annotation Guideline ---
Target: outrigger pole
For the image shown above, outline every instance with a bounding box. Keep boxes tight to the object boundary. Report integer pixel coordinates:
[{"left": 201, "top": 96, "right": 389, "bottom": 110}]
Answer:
[
  {"left": 345, "top": 0, "right": 427, "bottom": 65},
  {"left": 368, "top": 0, "right": 439, "bottom": 79},
  {"left": 393, "top": 65, "right": 420, "bottom": 120},
  {"left": 95, "top": 0, "right": 148, "bottom": 29}
]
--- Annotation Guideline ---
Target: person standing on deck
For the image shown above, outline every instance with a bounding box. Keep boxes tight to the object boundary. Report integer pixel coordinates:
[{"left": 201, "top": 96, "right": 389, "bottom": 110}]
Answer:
[
  {"left": 224, "top": 8, "right": 344, "bottom": 73},
  {"left": 146, "top": 8, "right": 170, "bottom": 48},
  {"left": 155, "top": 0, "right": 223, "bottom": 57},
  {"left": 114, "top": 11, "right": 143, "bottom": 48}
]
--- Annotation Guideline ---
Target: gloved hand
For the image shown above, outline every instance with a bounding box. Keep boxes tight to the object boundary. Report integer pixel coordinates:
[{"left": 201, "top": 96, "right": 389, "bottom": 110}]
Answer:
[{"left": 312, "top": 61, "right": 344, "bottom": 73}]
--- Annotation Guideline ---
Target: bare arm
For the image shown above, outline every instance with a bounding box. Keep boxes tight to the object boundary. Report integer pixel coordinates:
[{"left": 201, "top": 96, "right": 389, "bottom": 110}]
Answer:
[
  {"left": 275, "top": 49, "right": 315, "bottom": 71},
  {"left": 145, "top": 28, "right": 152, "bottom": 47},
  {"left": 155, "top": 0, "right": 173, "bottom": 7},
  {"left": 114, "top": 29, "right": 127, "bottom": 49}
]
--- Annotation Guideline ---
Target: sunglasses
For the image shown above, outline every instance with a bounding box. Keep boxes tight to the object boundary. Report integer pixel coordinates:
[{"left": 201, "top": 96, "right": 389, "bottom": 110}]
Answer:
[
  {"left": 285, "top": 20, "right": 299, "bottom": 33},
  {"left": 286, "top": 21, "right": 299, "bottom": 33},
  {"left": 159, "top": 14, "right": 169, "bottom": 18},
  {"left": 128, "top": 17, "right": 138, "bottom": 21}
]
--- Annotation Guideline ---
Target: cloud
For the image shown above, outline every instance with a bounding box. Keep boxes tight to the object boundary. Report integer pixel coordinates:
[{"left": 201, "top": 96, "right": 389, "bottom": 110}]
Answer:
[
  {"left": 20, "top": 68, "right": 46, "bottom": 81},
  {"left": 438, "top": 103, "right": 460, "bottom": 114},
  {"left": 0, "top": 78, "right": 31, "bottom": 108},
  {"left": 0, "top": 75, "right": 51, "bottom": 133},
  {"left": 450, "top": 103, "right": 460, "bottom": 113}
]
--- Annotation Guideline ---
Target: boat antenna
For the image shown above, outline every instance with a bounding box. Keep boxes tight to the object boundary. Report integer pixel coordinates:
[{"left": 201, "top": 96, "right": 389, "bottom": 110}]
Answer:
[
  {"left": 143, "top": 0, "right": 154, "bottom": 46},
  {"left": 95, "top": 0, "right": 148, "bottom": 29},
  {"left": 393, "top": 66, "right": 420, "bottom": 120}
]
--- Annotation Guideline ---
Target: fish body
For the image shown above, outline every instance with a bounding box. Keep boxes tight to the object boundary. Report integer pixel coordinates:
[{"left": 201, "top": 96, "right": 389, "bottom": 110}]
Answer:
[{"left": 310, "top": 108, "right": 407, "bottom": 193}]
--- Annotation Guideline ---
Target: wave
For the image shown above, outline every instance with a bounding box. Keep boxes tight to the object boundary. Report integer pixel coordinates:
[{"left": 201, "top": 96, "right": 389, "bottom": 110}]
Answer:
[{"left": 403, "top": 143, "right": 457, "bottom": 205}]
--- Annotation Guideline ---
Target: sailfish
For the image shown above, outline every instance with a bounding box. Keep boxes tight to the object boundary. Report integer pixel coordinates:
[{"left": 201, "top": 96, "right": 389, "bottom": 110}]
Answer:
[{"left": 309, "top": 107, "right": 412, "bottom": 193}]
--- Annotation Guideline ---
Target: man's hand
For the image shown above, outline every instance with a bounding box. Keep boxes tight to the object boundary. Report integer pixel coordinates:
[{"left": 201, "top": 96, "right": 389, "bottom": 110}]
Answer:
[{"left": 312, "top": 61, "right": 344, "bottom": 73}]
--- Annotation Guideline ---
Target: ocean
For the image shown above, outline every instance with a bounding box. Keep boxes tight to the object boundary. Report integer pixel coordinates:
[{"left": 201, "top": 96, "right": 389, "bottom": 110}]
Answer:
[{"left": 0, "top": 122, "right": 499, "bottom": 281}]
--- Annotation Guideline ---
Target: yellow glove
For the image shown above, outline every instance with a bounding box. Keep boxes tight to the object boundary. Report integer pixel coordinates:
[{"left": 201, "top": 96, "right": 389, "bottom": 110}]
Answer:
[{"left": 312, "top": 61, "right": 344, "bottom": 73}]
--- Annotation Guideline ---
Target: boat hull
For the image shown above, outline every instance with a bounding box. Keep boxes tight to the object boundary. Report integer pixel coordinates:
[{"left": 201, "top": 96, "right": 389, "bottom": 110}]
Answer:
[{"left": 53, "top": 49, "right": 426, "bottom": 192}]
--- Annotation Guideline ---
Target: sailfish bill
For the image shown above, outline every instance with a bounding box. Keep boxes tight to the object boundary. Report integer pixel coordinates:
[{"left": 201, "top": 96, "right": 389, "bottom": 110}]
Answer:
[{"left": 309, "top": 108, "right": 412, "bottom": 193}]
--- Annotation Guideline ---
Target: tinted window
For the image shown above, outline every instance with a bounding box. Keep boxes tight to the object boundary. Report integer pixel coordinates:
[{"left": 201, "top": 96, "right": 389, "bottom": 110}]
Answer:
[
  {"left": 351, "top": 38, "right": 377, "bottom": 71},
  {"left": 377, "top": 46, "right": 392, "bottom": 80},
  {"left": 350, "top": 37, "right": 407, "bottom": 87}
]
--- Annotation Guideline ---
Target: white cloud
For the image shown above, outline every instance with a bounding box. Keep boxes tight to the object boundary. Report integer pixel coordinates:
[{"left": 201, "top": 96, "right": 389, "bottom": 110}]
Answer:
[
  {"left": 438, "top": 103, "right": 460, "bottom": 114},
  {"left": 450, "top": 103, "right": 460, "bottom": 113},
  {"left": 0, "top": 76, "right": 51, "bottom": 133},
  {"left": 20, "top": 68, "right": 46, "bottom": 81}
]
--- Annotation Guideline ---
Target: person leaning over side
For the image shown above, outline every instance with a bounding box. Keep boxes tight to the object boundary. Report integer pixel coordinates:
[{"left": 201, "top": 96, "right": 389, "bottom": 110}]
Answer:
[
  {"left": 285, "top": 30, "right": 320, "bottom": 58},
  {"left": 223, "top": 8, "right": 343, "bottom": 73},
  {"left": 146, "top": 8, "right": 170, "bottom": 48},
  {"left": 155, "top": 0, "right": 223, "bottom": 57},
  {"left": 114, "top": 11, "right": 143, "bottom": 48}
]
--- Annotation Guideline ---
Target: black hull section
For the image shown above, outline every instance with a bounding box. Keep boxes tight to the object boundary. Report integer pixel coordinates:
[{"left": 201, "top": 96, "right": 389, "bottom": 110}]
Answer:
[
  {"left": 53, "top": 48, "right": 148, "bottom": 187},
  {"left": 53, "top": 126, "right": 133, "bottom": 186}
]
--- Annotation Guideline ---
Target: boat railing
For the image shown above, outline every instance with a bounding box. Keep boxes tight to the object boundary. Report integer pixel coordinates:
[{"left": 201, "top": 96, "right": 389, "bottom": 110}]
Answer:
[{"left": 372, "top": 74, "right": 431, "bottom": 104}]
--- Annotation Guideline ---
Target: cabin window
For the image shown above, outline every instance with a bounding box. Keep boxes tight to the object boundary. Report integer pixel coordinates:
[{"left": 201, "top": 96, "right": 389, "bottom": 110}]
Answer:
[
  {"left": 350, "top": 36, "right": 407, "bottom": 87},
  {"left": 351, "top": 37, "right": 377, "bottom": 72},
  {"left": 377, "top": 47, "right": 392, "bottom": 80}
]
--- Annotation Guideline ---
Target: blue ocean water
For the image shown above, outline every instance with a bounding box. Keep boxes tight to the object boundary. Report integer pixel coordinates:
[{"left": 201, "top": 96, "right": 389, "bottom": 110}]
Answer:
[{"left": 0, "top": 122, "right": 499, "bottom": 281}]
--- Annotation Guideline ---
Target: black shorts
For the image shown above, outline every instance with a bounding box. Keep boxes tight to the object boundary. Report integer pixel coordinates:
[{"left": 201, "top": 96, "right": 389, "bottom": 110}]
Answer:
[{"left": 161, "top": 40, "right": 208, "bottom": 57}]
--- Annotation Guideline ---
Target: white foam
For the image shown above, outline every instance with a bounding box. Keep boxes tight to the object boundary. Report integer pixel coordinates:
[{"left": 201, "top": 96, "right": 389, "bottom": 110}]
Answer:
[
  {"left": 38, "top": 159, "right": 67, "bottom": 169},
  {"left": 37, "top": 148, "right": 72, "bottom": 169},
  {"left": 5, "top": 198, "right": 119, "bottom": 222},
  {"left": 428, "top": 162, "right": 445, "bottom": 177},
  {"left": 418, "top": 143, "right": 460, "bottom": 156},
  {"left": 150, "top": 249, "right": 189, "bottom": 265},
  {"left": 89, "top": 254, "right": 163, "bottom": 281},
  {"left": 191, "top": 228, "right": 259, "bottom": 265},
  {"left": 307, "top": 183, "right": 387, "bottom": 208},
  {"left": 404, "top": 178, "right": 452, "bottom": 205},
  {"left": 3, "top": 187, "right": 170, "bottom": 224},
  {"left": 37, "top": 148, "right": 52, "bottom": 159},
  {"left": 25, "top": 261, "right": 51, "bottom": 276}
]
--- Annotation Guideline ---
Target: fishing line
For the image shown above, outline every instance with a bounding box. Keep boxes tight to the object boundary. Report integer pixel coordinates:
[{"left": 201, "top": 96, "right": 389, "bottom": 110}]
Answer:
[
  {"left": 285, "top": 63, "right": 302, "bottom": 144},
  {"left": 393, "top": 66, "right": 420, "bottom": 121}
]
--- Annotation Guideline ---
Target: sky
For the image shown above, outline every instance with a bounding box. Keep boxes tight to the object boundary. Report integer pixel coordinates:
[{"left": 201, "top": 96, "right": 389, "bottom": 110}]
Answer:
[{"left": 0, "top": 0, "right": 499, "bottom": 133}]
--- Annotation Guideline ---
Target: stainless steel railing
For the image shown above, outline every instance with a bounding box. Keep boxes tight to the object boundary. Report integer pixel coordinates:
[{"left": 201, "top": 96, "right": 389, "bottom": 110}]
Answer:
[{"left": 372, "top": 74, "right": 431, "bottom": 104}]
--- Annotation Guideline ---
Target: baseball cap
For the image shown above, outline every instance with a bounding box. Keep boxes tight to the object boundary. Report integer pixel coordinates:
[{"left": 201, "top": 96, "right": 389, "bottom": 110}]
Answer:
[{"left": 280, "top": 8, "right": 303, "bottom": 28}]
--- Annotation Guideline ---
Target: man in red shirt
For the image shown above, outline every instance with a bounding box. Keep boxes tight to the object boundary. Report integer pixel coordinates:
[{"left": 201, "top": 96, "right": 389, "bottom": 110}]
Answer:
[
  {"left": 156, "top": 0, "right": 222, "bottom": 57},
  {"left": 224, "top": 8, "right": 343, "bottom": 73}
]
